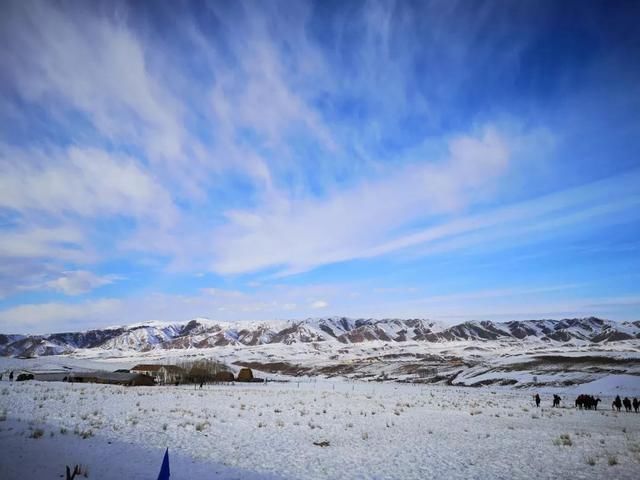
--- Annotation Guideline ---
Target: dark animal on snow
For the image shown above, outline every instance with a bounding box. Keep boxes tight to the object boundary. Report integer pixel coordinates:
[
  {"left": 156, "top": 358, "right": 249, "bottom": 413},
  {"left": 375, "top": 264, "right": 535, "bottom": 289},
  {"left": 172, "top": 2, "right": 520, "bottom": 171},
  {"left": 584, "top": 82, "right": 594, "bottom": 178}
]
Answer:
[
  {"left": 575, "top": 394, "right": 601, "bottom": 410},
  {"left": 613, "top": 395, "right": 622, "bottom": 412},
  {"left": 623, "top": 397, "right": 632, "bottom": 412},
  {"left": 633, "top": 398, "right": 639, "bottom": 413},
  {"left": 534, "top": 394, "right": 540, "bottom": 407},
  {"left": 552, "top": 394, "right": 561, "bottom": 407}
]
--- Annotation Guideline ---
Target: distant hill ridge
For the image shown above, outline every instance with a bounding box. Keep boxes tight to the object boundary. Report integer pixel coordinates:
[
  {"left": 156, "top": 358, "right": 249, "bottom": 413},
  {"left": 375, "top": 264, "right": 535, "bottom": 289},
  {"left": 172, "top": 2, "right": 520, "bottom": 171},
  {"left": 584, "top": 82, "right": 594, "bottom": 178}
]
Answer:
[{"left": 1, "top": 316, "right": 638, "bottom": 357}]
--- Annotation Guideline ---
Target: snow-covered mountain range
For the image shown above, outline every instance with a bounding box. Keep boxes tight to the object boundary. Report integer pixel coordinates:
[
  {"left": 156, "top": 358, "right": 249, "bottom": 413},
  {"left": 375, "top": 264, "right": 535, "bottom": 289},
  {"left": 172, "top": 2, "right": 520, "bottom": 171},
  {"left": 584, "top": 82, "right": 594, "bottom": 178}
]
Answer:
[{"left": 1, "top": 316, "right": 638, "bottom": 358}]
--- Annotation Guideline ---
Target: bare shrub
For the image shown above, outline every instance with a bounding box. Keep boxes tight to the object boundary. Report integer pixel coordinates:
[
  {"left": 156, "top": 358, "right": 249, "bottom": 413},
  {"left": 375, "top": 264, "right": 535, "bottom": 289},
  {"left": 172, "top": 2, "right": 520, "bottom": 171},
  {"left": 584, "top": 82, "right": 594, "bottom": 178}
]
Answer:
[
  {"left": 65, "top": 464, "right": 89, "bottom": 479},
  {"left": 195, "top": 421, "right": 210, "bottom": 432},
  {"left": 553, "top": 434, "right": 572, "bottom": 446}
]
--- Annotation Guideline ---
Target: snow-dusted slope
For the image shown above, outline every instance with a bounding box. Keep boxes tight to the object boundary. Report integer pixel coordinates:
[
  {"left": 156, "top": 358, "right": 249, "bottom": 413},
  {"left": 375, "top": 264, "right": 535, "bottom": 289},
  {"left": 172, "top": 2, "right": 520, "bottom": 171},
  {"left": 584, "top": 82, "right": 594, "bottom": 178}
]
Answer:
[{"left": 1, "top": 317, "right": 638, "bottom": 358}]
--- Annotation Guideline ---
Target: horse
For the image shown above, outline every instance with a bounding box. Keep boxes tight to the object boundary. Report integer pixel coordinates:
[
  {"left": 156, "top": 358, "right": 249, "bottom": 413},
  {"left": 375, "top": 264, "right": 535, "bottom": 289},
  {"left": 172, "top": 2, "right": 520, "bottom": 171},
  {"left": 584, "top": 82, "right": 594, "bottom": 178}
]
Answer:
[
  {"left": 575, "top": 394, "right": 600, "bottom": 410},
  {"left": 633, "top": 398, "right": 639, "bottom": 413},
  {"left": 613, "top": 395, "right": 622, "bottom": 412},
  {"left": 623, "top": 397, "right": 632, "bottom": 412},
  {"left": 552, "top": 394, "right": 561, "bottom": 407}
]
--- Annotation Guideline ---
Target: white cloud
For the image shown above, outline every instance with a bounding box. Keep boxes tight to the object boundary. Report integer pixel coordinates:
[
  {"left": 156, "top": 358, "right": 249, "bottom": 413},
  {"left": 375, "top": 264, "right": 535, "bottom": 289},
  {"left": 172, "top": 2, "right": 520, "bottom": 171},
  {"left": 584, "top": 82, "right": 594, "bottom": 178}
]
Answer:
[
  {"left": 45, "top": 270, "right": 119, "bottom": 296},
  {"left": 0, "top": 225, "right": 90, "bottom": 263},
  {"left": 211, "top": 44, "right": 335, "bottom": 152},
  {"left": 211, "top": 161, "right": 640, "bottom": 278},
  {"left": 0, "top": 226, "right": 97, "bottom": 298},
  {"left": 2, "top": 285, "right": 639, "bottom": 335},
  {"left": 0, "top": 145, "right": 176, "bottom": 225},
  {"left": 0, "top": 1, "right": 636, "bottom": 332},
  {"left": 362, "top": 169, "right": 640, "bottom": 261},
  {"left": 211, "top": 126, "right": 510, "bottom": 275},
  {"left": 0, "top": 298, "right": 122, "bottom": 334},
  {"left": 0, "top": 283, "right": 346, "bottom": 333},
  {"left": 310, "top": 300, "right": 329, "bottom": 309},
  {"left": 0, "top": 2, "right": 184, "bottom": 162},
  {"left": 207, "top": 1, "right": 334, "bottom": 152},
  {"left": 0, "top": 144, "right": 178, "bottom": 292},
  {"left": 201, "top": 288, "right": 244, "bottom": 299}
]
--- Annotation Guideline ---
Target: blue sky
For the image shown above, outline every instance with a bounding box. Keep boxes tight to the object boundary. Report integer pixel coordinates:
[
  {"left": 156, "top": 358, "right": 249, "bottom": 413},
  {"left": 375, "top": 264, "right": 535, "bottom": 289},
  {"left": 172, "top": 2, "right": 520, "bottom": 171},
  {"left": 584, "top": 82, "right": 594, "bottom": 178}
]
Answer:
[{"left": 1, "top": 0, "right": 639, "bottom": 333}]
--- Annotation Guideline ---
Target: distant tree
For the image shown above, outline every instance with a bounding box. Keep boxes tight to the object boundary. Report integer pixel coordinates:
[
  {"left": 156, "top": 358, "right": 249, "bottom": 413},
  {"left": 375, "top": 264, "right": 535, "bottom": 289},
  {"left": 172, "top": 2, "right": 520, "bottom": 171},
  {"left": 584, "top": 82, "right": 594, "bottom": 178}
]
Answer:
[{"left": 176, "top": 358, "right": 232, "bottom": 384}]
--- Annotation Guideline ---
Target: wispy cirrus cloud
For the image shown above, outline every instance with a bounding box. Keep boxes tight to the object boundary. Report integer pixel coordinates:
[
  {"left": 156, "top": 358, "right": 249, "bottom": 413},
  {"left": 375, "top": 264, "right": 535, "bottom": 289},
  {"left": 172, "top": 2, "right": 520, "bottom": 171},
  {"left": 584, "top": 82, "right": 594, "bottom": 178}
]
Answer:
[
  {"left": 0, "top": 145, "right": 176, "bottom": 224},
  {"left": 310, "top": 300, "right": 329, "bottom": 309},
  {"left": 360, "top": 169, "right": 640, "bottom": 262},
  {"left": 0, "top": 225, "right": 90, "bottom": 264},
  {"left": 0, "top": 1, "right": 184, "bottom": 161},
  {"left": 211, "top": 126, "right": 511, "bottom": 275},
  {"left": 44, "top": 270, "right": 121, "bottom": 296},
  {"left": 1, "top": 1, "right": 639, "bottom": 331}
]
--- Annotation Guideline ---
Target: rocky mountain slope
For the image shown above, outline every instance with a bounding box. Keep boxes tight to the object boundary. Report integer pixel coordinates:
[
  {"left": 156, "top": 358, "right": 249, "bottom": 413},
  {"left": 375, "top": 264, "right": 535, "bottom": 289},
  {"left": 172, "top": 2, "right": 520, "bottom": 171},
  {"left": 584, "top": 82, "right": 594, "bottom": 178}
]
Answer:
[{"left": 1, "top": 317, "right": 638, "bottom": 358}]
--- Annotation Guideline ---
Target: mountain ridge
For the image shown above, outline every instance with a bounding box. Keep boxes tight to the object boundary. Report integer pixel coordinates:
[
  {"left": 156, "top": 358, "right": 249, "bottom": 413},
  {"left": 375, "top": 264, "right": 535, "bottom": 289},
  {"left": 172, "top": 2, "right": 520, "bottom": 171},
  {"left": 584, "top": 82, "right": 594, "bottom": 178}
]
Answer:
[{"left": 1, "top": 316, "right": 639, "bottom": 358}]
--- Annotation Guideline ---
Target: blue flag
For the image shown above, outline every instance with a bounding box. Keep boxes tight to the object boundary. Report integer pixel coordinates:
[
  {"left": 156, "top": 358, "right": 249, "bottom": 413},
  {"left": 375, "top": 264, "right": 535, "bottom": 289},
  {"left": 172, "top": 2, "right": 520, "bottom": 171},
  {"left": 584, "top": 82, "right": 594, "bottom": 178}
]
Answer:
[{"left": 157, "top": 448, "right": 170, "bottom": 480}]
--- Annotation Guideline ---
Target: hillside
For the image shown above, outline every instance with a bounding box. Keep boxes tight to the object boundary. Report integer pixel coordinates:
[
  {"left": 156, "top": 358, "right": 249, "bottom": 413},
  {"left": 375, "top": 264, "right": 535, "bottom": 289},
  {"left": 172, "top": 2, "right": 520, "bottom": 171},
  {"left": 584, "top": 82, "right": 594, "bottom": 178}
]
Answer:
[
  {"left": 1, "top": 317, "right": 638, "bottom": 358},
  {"left": 1, "top": 317, "right": 639, "bottom": 388}
]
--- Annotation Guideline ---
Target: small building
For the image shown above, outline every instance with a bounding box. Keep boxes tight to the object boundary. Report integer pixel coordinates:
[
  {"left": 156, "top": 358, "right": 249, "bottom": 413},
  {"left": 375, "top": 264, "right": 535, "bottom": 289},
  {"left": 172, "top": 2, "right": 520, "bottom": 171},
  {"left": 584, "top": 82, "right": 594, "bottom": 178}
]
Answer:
[
  {"left": 32, "top": 372, "right": 69, "bottom": 382},
  {"left": 6, "top": 369, "right": 36, "bottom": 381},
  {"left": 67, "top": 372, "right": 155, "bottom": 386},
  {"left": 130, "top": 364, "right": 184, "bottom": 385}
]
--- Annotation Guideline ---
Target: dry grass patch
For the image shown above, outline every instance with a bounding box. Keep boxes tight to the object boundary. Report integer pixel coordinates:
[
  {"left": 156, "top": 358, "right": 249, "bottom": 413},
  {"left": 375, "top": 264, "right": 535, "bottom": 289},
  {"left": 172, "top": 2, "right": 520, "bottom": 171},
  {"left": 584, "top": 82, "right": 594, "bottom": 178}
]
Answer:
[{"left": 553, "top": 433, "right": 572, "bottom": 446}]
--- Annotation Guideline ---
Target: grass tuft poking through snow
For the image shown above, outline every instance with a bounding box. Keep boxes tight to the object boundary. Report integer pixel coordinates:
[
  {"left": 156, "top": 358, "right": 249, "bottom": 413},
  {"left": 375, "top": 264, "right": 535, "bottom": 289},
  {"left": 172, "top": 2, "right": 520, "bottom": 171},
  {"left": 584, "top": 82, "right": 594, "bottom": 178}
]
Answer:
[
  {"left": 29, "top": 428, "right": 45, "bottom": 439},
  {"left": 553, "top": 433, "right": 573, "bottom": 447}
]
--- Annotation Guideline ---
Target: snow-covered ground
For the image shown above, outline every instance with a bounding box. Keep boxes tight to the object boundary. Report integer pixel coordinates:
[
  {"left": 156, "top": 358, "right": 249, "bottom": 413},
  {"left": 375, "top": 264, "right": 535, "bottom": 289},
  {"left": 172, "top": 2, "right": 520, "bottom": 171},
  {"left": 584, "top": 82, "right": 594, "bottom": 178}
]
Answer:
[
  {"left": 0, "top": 418, "right": 279, "bottom": 480},
  {"left": 5, "top": 333, "right": 632, "bottom": 389},
  {"left": 1, "top": 374, "right": 639, "bottom": 479}
]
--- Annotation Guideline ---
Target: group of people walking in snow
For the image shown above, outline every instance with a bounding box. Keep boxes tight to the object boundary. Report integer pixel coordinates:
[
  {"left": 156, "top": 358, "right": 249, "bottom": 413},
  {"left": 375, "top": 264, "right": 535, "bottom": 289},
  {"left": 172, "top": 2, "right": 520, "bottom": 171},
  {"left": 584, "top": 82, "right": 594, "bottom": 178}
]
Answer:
[
  {"left": 532, "top": 393, "right": 639, "bottom": 412},
  {"left": 612, "top": 395, "right": 639, "bottom": 413},
  {"left": 533, "top": 393, "right": 563, "bottom": 408}
]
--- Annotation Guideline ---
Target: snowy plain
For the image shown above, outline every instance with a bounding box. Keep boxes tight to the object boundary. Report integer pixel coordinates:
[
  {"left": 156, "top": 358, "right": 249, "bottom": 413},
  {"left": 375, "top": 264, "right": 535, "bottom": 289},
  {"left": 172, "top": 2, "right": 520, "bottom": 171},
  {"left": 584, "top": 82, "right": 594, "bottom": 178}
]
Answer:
[{"left": 1, "top": 372, "right": 639, "bottom": 479}]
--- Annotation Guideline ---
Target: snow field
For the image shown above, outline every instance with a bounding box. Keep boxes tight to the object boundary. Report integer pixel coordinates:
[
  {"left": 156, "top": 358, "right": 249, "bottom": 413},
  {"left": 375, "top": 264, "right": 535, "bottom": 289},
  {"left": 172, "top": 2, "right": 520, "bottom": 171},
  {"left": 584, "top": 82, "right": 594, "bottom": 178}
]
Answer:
[
  {"left": 0, "top": 417, "right": 280, "bottom": 480},
  {"left": 1, "top": 380, "right": 639, "bottom": 479}
]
